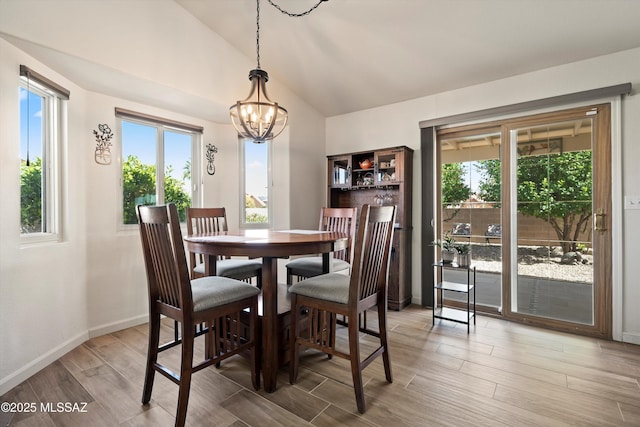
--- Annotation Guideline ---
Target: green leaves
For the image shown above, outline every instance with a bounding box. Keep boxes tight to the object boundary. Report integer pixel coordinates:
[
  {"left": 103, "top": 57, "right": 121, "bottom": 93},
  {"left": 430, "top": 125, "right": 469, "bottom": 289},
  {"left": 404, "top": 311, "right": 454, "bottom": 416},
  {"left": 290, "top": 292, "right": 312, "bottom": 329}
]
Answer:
[
  {"left": 122, "top": 155, "right": 191, "bottom": 224},
  {"left": 20, "top": 155, "right": 192, "bottom": 229},
  {"left": 474, "top": 150, "right": 592, "bottom": 253},
  {"left": 20, "top": 157, "right": 43, "bottom": 233},
  {"left": 441, "top": 163, "right": 471, "bottom": 207}
]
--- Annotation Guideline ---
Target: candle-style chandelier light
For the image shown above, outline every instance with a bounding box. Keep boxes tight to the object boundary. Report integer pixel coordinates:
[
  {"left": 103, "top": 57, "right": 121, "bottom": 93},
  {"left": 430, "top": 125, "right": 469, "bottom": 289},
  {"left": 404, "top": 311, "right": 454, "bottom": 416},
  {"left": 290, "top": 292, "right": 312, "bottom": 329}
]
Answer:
[{"left": 229, "top": 0, "right": 328, "bottom": 143}]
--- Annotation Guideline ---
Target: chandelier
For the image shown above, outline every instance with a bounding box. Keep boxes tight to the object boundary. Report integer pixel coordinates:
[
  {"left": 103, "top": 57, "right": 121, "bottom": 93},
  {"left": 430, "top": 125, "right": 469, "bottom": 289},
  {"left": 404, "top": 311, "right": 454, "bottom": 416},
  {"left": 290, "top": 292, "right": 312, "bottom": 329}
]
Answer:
[{"left": 229, "top": 0, "right": 328, "bottom": 143}]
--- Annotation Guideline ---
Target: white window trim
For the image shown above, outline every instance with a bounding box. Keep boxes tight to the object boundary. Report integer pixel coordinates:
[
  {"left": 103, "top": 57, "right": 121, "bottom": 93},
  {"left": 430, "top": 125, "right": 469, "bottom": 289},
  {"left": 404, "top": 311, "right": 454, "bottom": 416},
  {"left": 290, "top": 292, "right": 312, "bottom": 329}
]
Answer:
[
  {"left": 117, "top": 116, "right": 201, "bottom": 231},
  {"left": 19, "top": 79, "right": 63, "bottom": 245}
]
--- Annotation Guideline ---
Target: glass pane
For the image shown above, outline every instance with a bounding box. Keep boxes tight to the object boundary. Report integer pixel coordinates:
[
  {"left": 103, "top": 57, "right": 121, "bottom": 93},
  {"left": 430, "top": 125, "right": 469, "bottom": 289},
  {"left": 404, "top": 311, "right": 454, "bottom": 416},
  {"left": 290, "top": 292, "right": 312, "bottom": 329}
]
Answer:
[
  {"left": 163, "top": 130, "right": 192, "bottom": 222},
  {"left": 331, "top": 159, "right": 349, "bottom": 186},
  {"left": 20, "top": 87, "right": 44, "bottom": 233},
  {"left": 244, "top": 140, "right": 269, "bottom": 225},
  {"left": 440, "top": 131, "right": 502, "bottom": 310},
  {"left": 122, "top": 121, "right": 157, "bottom": 224},
  {"left": 512, "top": 120, "right": 594, "bottom": 324}
]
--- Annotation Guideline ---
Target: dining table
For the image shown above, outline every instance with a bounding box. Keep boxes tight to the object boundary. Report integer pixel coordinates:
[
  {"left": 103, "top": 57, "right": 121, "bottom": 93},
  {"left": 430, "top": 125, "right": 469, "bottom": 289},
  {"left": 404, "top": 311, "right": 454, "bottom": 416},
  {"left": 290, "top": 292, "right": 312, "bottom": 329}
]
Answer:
[{"left": 183, "top": 228, "right": 349, "bottom": 392}]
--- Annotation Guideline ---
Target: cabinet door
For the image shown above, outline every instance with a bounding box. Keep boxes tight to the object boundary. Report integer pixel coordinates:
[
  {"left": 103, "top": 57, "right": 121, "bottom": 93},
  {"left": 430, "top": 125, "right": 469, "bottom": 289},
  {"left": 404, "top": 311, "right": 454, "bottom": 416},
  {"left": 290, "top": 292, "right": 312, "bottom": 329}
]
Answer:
[
  {"left": 388, "top": 229, "right": 411, "bottom": 310},
  {"left": 328, "top": 155, "right": 351, "bottom": 188},
  {"left": 374, "top": 149, "right": 403, "bottom": 185}
]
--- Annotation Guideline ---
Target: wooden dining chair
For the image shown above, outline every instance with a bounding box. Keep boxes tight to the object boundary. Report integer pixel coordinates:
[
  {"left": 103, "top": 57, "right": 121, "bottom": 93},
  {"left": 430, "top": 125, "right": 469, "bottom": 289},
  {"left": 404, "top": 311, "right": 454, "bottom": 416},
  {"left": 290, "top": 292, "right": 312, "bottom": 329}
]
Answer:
[
  {"left": 288, "top": 204, "right": 396, "bottom": 413},
  {"left": 187, "top": 207, "right": 262, "bottom": 288},
  {"left": 285, "top": 207, "right": 357, "bottom": 285},
  {"left": 137, "top": 204, "right": 260, "bottom": 427}
]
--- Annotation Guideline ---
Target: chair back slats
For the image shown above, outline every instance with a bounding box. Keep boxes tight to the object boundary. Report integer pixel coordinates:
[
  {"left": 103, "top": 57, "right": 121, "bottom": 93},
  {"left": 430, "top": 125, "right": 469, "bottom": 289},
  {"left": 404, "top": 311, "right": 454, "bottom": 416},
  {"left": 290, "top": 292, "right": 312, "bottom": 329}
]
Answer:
[
  {"left": 349, "top": 205, "right": 396, "bottom": 303},
  {"left": 187, "top": 207, "right": 229, "bottom": 266},
  {"left": 193, "top": 215, "right": 226, "bottom": 233},
  {"left": 138, "top": 204, "right": 192, "bottom": 310},
  {"left": 319, "top": 207, "right": 357, "bottom": 262},
  {"left": 147, "top": 222, "right": 180, "bottom": 307},
  {"left": 187, "top": 207, "right": 228, "bottom": 233}
]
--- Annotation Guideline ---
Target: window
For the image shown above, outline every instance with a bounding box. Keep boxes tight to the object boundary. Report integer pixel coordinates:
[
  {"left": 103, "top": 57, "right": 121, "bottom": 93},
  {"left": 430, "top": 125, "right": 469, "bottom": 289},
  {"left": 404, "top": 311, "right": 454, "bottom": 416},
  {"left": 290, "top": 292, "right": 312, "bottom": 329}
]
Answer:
[
  {"left": 118, "top": 109, "right": 201, "bottom": 225},
  {"left": 19, "top": 66, "right": 67, "bottom": 241},
  {"left": 241, "top": 139, "right": 271, "bottom": 228}
]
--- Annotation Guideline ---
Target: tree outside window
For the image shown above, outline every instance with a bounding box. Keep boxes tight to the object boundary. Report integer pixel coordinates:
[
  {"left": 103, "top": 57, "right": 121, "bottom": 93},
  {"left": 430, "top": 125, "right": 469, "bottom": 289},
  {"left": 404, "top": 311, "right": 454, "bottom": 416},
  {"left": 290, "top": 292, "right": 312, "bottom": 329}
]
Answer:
[{"left": 121, "top": 120, "right": 195, "bottom": 224}]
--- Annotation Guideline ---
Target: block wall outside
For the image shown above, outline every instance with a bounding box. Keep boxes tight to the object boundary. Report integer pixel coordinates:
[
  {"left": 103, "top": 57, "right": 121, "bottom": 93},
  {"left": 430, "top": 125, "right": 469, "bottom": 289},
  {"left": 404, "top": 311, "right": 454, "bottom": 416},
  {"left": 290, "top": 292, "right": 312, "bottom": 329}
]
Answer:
[{"left": 442, "top": 208, "right": 592, "bottom": 247}]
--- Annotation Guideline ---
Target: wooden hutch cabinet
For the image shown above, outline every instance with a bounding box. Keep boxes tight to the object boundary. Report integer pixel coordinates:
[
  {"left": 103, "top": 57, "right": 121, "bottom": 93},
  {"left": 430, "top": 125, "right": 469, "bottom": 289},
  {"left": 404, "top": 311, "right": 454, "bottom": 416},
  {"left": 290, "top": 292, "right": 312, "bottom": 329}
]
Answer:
[{"left": 327, "top": 146, "right": 413, "bottom": 310}]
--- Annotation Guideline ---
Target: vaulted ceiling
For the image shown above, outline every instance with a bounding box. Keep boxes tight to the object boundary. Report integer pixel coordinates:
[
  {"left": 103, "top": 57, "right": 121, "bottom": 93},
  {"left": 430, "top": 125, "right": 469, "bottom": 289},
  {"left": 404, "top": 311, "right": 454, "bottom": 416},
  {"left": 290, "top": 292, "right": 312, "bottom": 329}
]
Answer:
[
  {"left": 177, "top": 0, "right": 640, "bottom": 117},
  {"left": 4, "top": 1, "right": 640, "bottom": 123}
]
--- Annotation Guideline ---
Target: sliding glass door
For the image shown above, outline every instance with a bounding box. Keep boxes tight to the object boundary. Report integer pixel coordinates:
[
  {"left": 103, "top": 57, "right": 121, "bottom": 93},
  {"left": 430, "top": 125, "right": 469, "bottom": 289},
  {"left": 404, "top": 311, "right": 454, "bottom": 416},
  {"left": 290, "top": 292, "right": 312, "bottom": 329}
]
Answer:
[
  {"left": 438, "top": 127, "right": 503, "bottom": 314},
  {"left": 502, "top": 105, "right": 611, "bottom": 336},
  {"left": 437, "top": 104, "right": 612, "bottom": 337}
]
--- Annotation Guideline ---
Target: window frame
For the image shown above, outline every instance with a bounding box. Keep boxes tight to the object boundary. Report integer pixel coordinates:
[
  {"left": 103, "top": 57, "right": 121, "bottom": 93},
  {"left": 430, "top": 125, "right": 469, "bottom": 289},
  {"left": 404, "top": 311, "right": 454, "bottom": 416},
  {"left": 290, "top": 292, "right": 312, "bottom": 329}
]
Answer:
[
  {"left": 118, "top": 114, "right": 201, "bottom": 230},
  {"left": 239, "top": 138, "right": 273, "bottom": 229},
  {"left": 19, "top": 77, "right": 63, "bottom": 244}
]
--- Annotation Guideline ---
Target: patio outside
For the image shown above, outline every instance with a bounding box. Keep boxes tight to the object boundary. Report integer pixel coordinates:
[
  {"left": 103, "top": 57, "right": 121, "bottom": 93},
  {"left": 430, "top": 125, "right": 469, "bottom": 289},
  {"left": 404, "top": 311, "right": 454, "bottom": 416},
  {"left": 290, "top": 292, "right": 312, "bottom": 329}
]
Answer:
[{"left": 443, "top": 243, "right": 594, "bottom": 325}]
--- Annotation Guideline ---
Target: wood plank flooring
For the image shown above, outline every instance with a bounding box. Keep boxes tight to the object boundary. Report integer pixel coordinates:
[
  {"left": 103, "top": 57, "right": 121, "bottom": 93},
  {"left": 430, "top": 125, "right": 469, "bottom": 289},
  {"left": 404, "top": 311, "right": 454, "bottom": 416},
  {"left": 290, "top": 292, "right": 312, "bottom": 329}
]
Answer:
[{"left": 2, "top": 305, "right": 640, "bottom": 426}]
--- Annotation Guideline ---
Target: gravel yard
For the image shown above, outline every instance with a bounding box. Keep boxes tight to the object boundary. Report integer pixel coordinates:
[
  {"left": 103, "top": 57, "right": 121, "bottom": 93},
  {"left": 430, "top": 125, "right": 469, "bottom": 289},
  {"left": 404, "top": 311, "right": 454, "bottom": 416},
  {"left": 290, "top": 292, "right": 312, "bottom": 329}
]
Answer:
[{"left": 468, "top": 244, "right": 593, "bottom": 284}]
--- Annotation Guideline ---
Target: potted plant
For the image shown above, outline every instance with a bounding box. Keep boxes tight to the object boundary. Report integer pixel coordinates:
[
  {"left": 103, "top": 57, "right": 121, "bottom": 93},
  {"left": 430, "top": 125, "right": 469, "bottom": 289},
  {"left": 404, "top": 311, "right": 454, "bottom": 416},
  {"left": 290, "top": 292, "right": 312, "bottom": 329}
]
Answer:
[
  {"left": 433, "top": 231, "right": 456, "bottom": 264},
  {"left": 454, "top": 243, "right": 471, "bottom": 267}
]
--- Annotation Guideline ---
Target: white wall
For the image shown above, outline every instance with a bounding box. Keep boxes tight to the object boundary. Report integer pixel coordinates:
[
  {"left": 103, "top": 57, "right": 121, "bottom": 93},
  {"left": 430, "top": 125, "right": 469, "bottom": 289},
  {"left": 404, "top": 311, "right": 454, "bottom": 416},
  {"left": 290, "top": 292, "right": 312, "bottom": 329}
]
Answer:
[
  {"left": 0, "top": 40, "right": 89, "bottom": 392},
  {"left": 326, "top": 47, "right": 640, "bottom": 344},
  {"left": 0, "top": 0, "right": 326, "bottom": 395}
]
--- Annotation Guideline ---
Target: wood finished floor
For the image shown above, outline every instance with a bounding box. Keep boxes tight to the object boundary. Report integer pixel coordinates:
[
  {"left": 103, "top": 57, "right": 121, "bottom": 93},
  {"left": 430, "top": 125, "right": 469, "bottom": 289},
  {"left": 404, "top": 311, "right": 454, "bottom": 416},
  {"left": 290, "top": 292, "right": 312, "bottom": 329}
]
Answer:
[{"left": 2, "top": 305, "right": 640, "bottom": 426}]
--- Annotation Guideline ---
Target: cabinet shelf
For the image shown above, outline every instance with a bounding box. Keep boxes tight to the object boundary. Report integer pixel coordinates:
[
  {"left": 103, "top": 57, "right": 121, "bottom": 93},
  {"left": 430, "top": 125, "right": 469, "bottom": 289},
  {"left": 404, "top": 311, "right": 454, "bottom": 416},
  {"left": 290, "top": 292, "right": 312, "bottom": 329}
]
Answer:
[{"left": 348, "top": 184, "right": 400, "bottom": 190}]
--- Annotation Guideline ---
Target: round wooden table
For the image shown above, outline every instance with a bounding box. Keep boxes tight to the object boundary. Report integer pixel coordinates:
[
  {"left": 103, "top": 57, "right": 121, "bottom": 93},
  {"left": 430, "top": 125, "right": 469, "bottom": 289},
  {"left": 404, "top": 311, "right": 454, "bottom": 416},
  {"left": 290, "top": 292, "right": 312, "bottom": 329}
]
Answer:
[{"left": 184, "top": 229, "right": 349, "bottom": 392}]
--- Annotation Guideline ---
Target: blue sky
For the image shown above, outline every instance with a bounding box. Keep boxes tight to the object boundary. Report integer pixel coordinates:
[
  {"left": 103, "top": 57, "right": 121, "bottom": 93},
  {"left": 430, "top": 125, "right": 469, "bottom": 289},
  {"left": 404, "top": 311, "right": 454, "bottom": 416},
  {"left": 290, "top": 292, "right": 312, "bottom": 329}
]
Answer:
[
  {"left": 19, "top": 87, "right": 43, "bottom": 161},
  {"left": 244, "top": 140, "right": 268, "bottom": 198}
]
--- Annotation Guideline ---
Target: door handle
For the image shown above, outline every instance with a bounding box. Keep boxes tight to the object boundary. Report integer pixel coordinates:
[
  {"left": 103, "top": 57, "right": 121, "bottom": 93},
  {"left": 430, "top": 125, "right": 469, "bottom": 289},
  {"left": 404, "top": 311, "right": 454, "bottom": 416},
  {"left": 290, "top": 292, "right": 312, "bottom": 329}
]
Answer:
[{"left": 594, "top": 209, "right": 606, "bottom": 232}]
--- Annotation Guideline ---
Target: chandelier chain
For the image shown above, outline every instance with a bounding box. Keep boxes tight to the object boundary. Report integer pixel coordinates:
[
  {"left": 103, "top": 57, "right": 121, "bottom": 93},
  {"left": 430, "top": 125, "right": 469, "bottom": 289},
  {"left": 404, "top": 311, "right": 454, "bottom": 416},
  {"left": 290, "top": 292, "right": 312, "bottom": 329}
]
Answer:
[
  {"left": 266, "top": 0, "right": 328, "bottom": 18},
  {"left": 256, "top": 0, "right": 261, "bottom": 68},
  {"left": 233, "top": 0, "right": 324, "bottom": 142},
  {"left": 256, "top": 0, "right": 328, "bottom": 67}
]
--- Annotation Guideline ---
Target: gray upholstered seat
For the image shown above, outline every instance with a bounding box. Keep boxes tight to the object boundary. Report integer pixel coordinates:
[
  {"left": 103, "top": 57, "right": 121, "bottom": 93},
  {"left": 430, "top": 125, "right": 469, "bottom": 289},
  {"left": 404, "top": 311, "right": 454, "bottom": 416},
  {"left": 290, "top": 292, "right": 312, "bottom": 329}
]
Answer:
[
  {"left": 284, "top": 257, "right": 350, "bottom": 278},
  {"left": 192, "top": 258, "right": 263, "bottom": 278},
  {"left": 287, "top": 272, "right": 349, "bottom": 304},
  {"left": 191, "top": 276, "right": 260, "bottom": 312}
]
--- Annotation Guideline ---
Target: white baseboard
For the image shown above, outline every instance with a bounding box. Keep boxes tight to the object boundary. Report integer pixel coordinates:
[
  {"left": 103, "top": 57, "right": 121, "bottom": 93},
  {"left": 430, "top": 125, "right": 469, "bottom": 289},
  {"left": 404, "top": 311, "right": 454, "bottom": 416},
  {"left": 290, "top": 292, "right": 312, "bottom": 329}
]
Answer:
[
  {"left": 88, "top": 314, "right": 148, "bottom": 338},
  {"left": 0, "top": 331, "right": 88, "bottom": 396},
  {"left": 0, "top": 315, "right": 149, "bottom": 396},
  {"left": 622, "top": 331, "right": 640, "bottom": 345}
]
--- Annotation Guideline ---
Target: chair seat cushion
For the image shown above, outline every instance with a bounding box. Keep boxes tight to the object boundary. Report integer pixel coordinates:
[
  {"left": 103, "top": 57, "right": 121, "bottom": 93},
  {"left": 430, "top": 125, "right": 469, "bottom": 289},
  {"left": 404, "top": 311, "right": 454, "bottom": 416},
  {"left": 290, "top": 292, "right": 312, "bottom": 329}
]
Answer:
[
  {"left": 193, "top": 258, "right": 262, "bottom": 277},
  {"left": 288, "top": 272, "right": 350, "bottom": 304},
  {"left": 191, "top": 276, "right": 260, "bottom": 312},
  {"left": 285, "top": 256, "right": 350, "bottom": 276}
]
